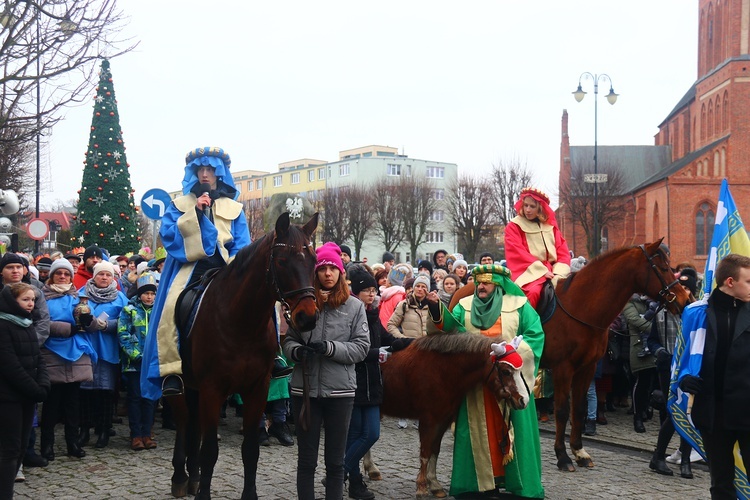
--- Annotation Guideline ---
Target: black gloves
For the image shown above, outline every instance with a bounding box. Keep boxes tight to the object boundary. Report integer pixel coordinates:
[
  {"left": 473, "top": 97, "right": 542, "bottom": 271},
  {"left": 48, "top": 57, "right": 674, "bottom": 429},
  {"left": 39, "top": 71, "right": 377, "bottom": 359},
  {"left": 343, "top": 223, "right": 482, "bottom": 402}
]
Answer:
[
  {"left": 308, "top": 341, "right": 328, "bottom": 355},
  {"left": 294, "top": 345, "right": 316, "bottom": 362},
  {"left": 679, "top": 375, "right": 704, "bottom": 395},
  {"left": 79, "top": 313, "right": 93, "bottom": 329},
  {"left": 655, "top": 347, "right": 672, "bottom": 365},
  {"left": 643, "top": 301, "right": 660, "bottom": 321},
  {"left": 427, "top": 301, "right": 441, "bottom": 322},
  {"left": 390, "top": 338, "right": 414, "bottom": 352}
]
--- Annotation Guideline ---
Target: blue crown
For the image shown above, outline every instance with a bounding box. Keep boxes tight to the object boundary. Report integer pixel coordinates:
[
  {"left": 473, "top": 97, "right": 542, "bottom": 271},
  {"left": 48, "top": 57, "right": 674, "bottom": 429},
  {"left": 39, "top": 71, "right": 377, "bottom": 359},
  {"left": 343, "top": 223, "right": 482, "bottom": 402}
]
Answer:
[{"left": 185, "top": 147, "right": 231, "bottom": 168}]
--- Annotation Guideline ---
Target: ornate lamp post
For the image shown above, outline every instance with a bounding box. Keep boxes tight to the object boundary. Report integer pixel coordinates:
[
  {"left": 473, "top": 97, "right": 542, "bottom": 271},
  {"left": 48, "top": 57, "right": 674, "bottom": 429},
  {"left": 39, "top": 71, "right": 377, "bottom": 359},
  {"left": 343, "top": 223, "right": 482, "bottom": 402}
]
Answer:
[{"left": 572, "top": 73, "right": 618, "bottom": 256}]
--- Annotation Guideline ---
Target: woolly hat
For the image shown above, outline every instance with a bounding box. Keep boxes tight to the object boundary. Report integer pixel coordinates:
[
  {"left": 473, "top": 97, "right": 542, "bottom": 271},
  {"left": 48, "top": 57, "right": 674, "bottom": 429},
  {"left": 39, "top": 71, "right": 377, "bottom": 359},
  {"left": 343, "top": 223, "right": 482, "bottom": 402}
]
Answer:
[
  {"left": 36, "top": 257, "right": 53, "bottom": 272},
  {"left": 348, "top": 265, "right": 377, "bottom": 295},
  {"left": 339, "top": 244, "right": 352, "bottom": 259},
  {"left": 453, "top": 259, "right": 468, "bottom": 270},
  {"left": 137, "top": 271, "right": 158, "bottom": 294},
  {"left": 92, "top": 261, "right": 116, "bottom": 277},
  {"left": 64, "top": 252, "right": 82, "bottom": 262},
  {"left": 388, "top": 263, "right": 412, "bottom": 287},
  {"left": 403, "top": 277, "right": 416, "bottom": 290},
  {"left": 49, "top": 258, "right": 74, "bottom": 277},
  {"left": 315, "top": 242, "right": 345, "bottom": 274},
  {"left": 83, "top": 245, "right": 104, "bottom": 262},
  {"left": 479, "top": 252, "right": 494, "bottom": 262},
  {"left": 0, "top": 252, "right": 26, "bottom": 272},
  {"left": 136, "top": 261, "right": 150, "bottom": 276},
  {"left": 413, "top": 275, "right": 430, "bottom": 290},
  {"left": 382, "top": 251, "right": 395, "bottom": 263},
  {"left": 417, "top": 260, "right": 433, "bottom": 274},
  {"left": 678, "top": 268, "right": 698, "bottom": 295}
]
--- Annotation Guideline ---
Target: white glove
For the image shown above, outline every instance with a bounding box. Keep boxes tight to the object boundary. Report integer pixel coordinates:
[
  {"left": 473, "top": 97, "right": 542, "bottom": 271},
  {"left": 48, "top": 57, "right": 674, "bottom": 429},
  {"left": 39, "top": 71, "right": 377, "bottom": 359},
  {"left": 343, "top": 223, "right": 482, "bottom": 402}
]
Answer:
[{"left": 378, "top": 347, "right": 391, "bottom": 364}]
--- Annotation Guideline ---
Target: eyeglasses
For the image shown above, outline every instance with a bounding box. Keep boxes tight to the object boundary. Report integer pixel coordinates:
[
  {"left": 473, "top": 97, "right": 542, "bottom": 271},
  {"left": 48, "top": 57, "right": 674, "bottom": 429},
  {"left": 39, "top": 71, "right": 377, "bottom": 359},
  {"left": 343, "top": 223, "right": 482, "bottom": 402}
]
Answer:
[
  {"left": 54, "top": 271, "right": 71, "bottom": 277},
  {"left": 118, "top": 264, "right": 127, "bottom": 269},
  {"left": 360, "top": 287, "right": 377, "bottom": 294}
]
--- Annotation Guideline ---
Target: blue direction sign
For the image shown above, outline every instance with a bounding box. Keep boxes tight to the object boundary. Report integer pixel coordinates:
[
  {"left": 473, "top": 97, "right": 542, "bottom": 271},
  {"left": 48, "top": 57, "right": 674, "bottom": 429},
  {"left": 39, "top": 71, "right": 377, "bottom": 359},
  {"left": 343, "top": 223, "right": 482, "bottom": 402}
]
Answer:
[{"left": 140, "top": 189, "right": 172, "bottom": 220}]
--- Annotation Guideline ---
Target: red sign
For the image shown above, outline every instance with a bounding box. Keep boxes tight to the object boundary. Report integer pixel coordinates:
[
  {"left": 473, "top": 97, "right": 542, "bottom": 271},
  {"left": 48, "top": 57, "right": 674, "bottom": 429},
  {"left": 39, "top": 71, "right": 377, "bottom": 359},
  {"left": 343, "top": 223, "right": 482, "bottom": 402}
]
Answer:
[{"left": 26, "top": 218, "right": 49, "bottom": 241}]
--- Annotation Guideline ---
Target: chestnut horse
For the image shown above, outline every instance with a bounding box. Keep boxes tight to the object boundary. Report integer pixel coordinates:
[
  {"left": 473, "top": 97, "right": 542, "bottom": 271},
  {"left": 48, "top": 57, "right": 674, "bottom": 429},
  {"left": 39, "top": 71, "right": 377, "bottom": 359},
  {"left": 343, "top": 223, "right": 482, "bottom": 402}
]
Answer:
[
  {"left": 167, "top": 213, "right": 319, "bottom": 500},
  {"left": 448, "top": 239, "right": 692, "bottom": 472},
  {"left": 380, "top": 333, "right": 528, "bottom": 498}
]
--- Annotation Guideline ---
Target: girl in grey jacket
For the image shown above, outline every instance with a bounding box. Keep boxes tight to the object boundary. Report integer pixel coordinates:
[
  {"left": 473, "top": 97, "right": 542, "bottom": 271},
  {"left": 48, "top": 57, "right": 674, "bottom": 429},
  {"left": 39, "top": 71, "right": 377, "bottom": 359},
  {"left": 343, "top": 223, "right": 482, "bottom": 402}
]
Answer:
[{"left": 283, "top": 242, "right": 369, "bottom": 500}]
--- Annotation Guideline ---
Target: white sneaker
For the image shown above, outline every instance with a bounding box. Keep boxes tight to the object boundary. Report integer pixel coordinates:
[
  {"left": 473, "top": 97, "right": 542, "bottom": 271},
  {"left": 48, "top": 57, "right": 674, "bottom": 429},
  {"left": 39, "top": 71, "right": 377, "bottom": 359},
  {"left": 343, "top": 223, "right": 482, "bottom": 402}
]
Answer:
[
  {"left": 690, "top": 449, "right": 703, "bottom": 463},
  {"left": 665, "top": 449, "right": 682, "bottom": 464},
  {"left": 15, "top": 465, "right": 25, "bottom": 483},
  {"left": 397, "top": 419, "right": 408, "bottom": 429}
]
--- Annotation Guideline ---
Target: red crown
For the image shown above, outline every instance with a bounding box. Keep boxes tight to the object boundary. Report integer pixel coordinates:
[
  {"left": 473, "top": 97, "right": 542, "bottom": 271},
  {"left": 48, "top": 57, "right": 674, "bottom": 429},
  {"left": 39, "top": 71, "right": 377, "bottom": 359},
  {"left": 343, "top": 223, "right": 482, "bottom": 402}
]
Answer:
[{"left": 519, "top": 187, "right": 550, "bottom": 205}]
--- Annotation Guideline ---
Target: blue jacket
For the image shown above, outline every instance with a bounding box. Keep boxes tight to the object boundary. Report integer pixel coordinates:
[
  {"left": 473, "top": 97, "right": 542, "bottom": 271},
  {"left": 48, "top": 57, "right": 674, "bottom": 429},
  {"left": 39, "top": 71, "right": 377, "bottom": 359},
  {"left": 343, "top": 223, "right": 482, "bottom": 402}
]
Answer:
[{"left": 118, "top": 296, "right": 152, "bottom": 372}]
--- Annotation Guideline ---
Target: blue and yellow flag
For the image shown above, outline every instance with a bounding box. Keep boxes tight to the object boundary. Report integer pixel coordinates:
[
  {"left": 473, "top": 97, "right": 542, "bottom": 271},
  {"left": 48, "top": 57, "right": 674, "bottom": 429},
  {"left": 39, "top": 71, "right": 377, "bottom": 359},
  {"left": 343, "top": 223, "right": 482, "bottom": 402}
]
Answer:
[{"left": 669, "top": 178, "right": 750, "bottom": 498}]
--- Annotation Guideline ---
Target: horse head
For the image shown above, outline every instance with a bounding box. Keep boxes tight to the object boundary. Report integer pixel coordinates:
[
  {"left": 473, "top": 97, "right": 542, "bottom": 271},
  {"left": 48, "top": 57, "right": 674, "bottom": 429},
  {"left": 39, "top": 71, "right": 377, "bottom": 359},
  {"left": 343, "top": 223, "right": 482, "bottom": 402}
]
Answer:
[
  {"left": 638, "top": 239, "right": 693, "bottom": 314},
  {"left": 487, "top": 339, "right": 529, "bottom": 411},
  {"left": 268, "top": 212, "right": 319, "bottom": 332}
]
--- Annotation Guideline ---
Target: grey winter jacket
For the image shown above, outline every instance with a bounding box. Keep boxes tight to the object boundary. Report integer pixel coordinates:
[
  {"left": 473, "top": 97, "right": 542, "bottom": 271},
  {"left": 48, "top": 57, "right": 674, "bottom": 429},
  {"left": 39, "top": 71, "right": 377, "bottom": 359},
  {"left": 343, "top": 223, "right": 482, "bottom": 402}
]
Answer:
[{"left": 284, "top": 295, "right": 369, "bottom": 398}]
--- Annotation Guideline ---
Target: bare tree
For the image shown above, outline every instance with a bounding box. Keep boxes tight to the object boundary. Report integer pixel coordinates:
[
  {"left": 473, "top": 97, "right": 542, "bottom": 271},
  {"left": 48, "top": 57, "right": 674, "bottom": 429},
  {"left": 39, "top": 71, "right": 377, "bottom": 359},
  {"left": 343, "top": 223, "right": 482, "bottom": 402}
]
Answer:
[
  {"left": 371, "top": 178, "right": 404, "bottom": 253},
  {"left": 320, "top": 186, "right": 351, "bottom": 245},
  {"left": 446, "top": 174, "right": 497, "bottom": 262},
  {"left": 0, "top": 124, "right": 33, "bottom": 210},
  {"left": 0, "top": 1, "right": 137, "bottom": 148},
  {"left": 245, "top": 198, "right": 268, "bottom": 242},
  {"left": 491, "top": 157, "right": 534, "bottom": 225},
  {"left": 398, "top": 175, "right": 436, "bottom": 264},
  {"left": 344, "top": 184, "right": 374, "bottom": 260},
  {"left": 558, "top": 163, "right": 627, "bottom": 256}
]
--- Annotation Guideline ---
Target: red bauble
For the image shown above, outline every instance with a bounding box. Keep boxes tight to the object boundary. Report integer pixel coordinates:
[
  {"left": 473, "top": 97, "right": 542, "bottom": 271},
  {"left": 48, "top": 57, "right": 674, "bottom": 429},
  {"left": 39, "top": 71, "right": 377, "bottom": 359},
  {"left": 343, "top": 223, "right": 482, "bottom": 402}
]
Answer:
[
  {"left": 103, "top": 179, "right": 108, "bottom": 183},
  {"left": 94, "top": 144, "right": 99, "bottom": 148},
  {"left": 72, "top": 215, "right": 77, "bottom": 220},
  {"left": 108, "top": 78, "right": 112, "bottom": 83},
  {"left": 84, "top": 230, "right": 89, "bottom": 235},
  {"left": 99, "top": 233, "right": 104, "bottom": 238},
  {"left": 106, "top": 91, "right": 111, "bottom": 96},
  {"left": 109, "top": 112, "right": 114, "bottom": 116},
  {"left": 91, "top": 126, "right": 95, "bottom": 131},
  {"left": 115, "top": 161, "right": 120, "bottom": 165},
  {"left": 106, "top": 152, "right": 111, "bottom": 157},
  {"left": 95, "top": 112, "right": 101, "bottom": 117},
  {"left": 82, "top": 220, "right": 87, "bottom": 224},
  {"left": 125, "top": 216, "right": 130, "bottom": 221},
  {"left": 97, "top": 187, "right": 103, "bottom": 191},
  {"left": 93, "top": 164, "right": 98, "bottom": 168},
  {"left": 137, "top": 236, "right": 142, "bottom": 241},
  {"left": 88, "top": 197, "right": 93, "bottom": 201},
  {"left": 119, "top": 212, "right": 125, "bottom": 217}
]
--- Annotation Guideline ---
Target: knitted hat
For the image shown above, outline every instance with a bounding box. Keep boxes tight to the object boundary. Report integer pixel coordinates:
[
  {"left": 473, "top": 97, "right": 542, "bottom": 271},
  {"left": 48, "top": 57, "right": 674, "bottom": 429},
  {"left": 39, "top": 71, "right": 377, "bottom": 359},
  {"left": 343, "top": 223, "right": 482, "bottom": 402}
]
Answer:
[
  {"left": 403, "top": 277, "right": 415, "bottom": 290},
  {"left": 479, "top": 252, "right": 494, "bottom": 262},
  {"left": 382, "top": 251, "right": 395, "bottom": 263},
  {"left": 36, "top": 257, "right": 53, "bottom": 272},
  {"left": 136, "top": 261, "right": 150, "bottom": 276},
  {"left": 49, "top": 258, "right": 74, "bottom": 277},
  {"left": 678, "top": 268, "right": 698, "bottom": 295},
  {"left": 315, "top": 242, "right": 345, "bottom": 274},
  {"left": 348, "top": 265, "right": 377, "bottom": 295},
  {"left": 0, "top": 252, "right": 25, "bottom": 272},
  {"left": 83, "top": 245, "right": 104, "bottom": 262},
  {"left": 388, "top": 263, "right": 413, "bottom": 287},
  {"left": 92, "top": 261, "right": 116, "bottom": 277},
  {"left": 137, "top": 271, "right": 158, "bottom": 294},
  {"left": 339, "top": 244, "right": 352, "bottom": 258},
  {"left": 413, "top": 275, "right": 430, "bottom": 290},
  {"left": 417, "top": 260, "right": 433, "bottom": 274},
  {"left": 453, "top": 259, "right": 468, "bottom": 270}
]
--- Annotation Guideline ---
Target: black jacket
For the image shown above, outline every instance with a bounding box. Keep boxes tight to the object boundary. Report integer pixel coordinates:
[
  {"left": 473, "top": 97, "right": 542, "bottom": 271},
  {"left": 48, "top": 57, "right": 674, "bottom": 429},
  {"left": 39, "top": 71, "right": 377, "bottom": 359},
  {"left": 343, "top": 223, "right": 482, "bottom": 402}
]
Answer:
[
  {"left": 692, "top": 290, "right": 750, "bottom": 432},
  {"left": 0, "top": 285, "right": 49, "bottom": 403},
  {"left": 354, "top": 305, "right": 399, "bottom": 406}
]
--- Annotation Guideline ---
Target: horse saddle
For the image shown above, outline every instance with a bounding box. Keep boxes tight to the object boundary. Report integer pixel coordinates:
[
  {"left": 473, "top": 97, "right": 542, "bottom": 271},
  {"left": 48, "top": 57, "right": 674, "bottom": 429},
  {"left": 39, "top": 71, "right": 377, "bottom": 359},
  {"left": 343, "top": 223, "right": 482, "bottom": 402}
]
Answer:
[
  {"left": 536, "top": 280, "right": 556, "bottom": 324},
  {"left": 174, "top": 268, "right": 221, "bottom": 344}
]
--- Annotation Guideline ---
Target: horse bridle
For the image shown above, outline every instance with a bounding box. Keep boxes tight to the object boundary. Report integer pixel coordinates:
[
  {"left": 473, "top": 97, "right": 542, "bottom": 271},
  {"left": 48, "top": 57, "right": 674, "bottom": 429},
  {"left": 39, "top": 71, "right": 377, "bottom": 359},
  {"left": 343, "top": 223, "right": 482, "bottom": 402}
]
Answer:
[
  {"left": 267, "top": 241, "right": 317, "bottom": 325},
  {"left": 638, "top": 244, "right": 680, "bottom": 304},
  {"left": 485, "top": 349, "right": 531, "bottom": 399}
]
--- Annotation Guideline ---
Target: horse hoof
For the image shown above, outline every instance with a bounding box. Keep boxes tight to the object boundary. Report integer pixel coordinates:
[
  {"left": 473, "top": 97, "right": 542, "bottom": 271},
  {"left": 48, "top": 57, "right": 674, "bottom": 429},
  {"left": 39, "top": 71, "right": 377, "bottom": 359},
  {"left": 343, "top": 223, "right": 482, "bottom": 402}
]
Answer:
[
  {"left": 431, "top": 489, "right": 447, "bottom": 498},
  {"left": 558, "top": 462, "right": 576, "bottom": 472},
  {"left": 576, "top": 457, "right": 595, "bottom": 468},
  {"left": 171, "top": 480, "right": 188, "bottom": 498},
  {"left": 367, "top": 471, "right": 382, "bottom": 481},
  {"left": 416, "top": 487, "right": 430, "bottom": 498},
  {"left": 188, "top": 480, "right": 200, "bottom": 495}
]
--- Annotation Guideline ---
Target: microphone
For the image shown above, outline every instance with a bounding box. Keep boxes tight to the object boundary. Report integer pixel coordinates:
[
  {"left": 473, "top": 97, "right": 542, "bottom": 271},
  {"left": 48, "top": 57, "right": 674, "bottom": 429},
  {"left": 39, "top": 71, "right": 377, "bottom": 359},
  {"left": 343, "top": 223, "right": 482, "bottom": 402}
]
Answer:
[{"left": 199, "top": 183, "right": 212, "bottom": 218}]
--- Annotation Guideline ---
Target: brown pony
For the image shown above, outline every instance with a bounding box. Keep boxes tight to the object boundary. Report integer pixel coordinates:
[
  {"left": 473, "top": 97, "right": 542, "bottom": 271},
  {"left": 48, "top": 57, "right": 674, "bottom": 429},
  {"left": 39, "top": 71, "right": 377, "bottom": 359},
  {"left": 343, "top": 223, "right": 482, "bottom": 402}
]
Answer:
[
  {"left": 168, "top": 213, "right": 319, "bottom": 500},
  {"left": 380, "top": 333, "right": 528, "bottom": 498},
  {"left": 448, "top": 239, "right": 692, "bottom": 472}
]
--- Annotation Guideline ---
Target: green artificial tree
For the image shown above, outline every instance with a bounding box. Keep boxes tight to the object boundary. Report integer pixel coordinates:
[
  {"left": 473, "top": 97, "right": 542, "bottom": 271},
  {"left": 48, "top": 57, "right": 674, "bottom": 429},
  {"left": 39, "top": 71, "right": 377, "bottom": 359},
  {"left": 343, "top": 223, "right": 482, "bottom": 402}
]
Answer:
[{"left": 72, "top": 59, "right": 140, "bottom": 254}]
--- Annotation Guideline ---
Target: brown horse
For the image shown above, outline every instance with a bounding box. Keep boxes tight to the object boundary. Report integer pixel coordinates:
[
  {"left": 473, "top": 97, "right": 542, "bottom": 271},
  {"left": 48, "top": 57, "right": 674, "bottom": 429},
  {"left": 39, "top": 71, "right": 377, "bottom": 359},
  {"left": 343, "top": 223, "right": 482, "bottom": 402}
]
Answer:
[
  {"left": 448, "top": 239, "right": 692, "bottom": 472},
  {"left": 380, "top": 333, "right": 528, "bottom": 498},
  {"left": 168, "top": 213, "right": 319, "bottom": 500}
]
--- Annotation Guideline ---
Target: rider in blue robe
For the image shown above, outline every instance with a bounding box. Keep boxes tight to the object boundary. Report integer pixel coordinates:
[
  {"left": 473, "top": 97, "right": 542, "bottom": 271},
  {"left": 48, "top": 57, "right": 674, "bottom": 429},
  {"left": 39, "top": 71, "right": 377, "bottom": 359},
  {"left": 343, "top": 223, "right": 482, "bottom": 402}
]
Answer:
[{"left": 140, "top": 147, "right": 250, "bottom": 401}]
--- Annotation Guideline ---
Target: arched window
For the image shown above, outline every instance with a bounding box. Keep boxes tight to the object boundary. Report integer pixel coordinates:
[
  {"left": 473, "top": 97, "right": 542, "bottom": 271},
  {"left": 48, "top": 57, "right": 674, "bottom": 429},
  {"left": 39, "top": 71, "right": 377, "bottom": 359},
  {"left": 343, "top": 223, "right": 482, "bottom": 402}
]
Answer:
[
  {"left": 721, "top": 147, "right": 727, "bottom": 177},
  {"left": 708, "top": 99, "right": 714, "bottom": 137},
  {"left": 714, "top": 150, "right": 720, "bottom": 176},
  {"left": 696, "top": 202, "right": 715, "bottom": 255},
  {"left": 701, "top": 103, "right": 707, "bottom": 141},
  {"left": 697, "top": 160, "right": 703, "bottom": 177},
  {"left": 715, "top": 96, "right": 721, "bottom": 134},
  {"left": 723, "top": 90, "right": 729, "bottom": 130}
]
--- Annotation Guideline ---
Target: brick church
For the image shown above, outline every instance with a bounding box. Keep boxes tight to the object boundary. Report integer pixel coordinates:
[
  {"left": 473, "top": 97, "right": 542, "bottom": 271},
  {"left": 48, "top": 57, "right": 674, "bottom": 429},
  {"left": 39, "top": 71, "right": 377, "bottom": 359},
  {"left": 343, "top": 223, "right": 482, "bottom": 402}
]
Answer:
[{"left": 558, "top": 0, "right": 749, "bottom": 270}]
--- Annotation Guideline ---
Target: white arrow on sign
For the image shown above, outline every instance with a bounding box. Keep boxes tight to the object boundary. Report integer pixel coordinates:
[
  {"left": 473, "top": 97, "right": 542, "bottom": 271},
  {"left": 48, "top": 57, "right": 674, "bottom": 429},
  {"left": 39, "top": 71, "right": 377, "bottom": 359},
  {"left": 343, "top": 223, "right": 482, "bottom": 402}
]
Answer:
[{"left": 143, "top": 194, "right": 166, "bottom": 217}]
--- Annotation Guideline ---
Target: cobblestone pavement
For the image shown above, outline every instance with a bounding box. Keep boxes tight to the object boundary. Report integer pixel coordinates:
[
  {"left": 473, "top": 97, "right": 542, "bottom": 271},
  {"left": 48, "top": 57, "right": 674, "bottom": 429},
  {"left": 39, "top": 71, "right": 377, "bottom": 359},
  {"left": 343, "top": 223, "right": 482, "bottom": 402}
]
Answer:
[{"left": 16, "top": 408, "right": 710, "bottom": 499}]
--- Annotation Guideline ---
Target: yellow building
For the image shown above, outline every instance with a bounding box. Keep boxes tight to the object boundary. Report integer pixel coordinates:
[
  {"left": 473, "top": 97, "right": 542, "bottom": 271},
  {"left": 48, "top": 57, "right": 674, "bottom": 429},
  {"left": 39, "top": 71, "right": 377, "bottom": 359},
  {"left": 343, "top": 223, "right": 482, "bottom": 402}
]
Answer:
[{"left": 261, "top": 158, "right": 328, "bottom": 203}]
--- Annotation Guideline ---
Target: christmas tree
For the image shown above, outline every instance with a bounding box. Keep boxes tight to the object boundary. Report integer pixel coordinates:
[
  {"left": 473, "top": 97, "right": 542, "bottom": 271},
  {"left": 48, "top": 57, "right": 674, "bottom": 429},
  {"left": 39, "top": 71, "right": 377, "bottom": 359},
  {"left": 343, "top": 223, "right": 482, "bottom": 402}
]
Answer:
[{"left": 72, "top": 59, "right": 140, "bottom": 254}]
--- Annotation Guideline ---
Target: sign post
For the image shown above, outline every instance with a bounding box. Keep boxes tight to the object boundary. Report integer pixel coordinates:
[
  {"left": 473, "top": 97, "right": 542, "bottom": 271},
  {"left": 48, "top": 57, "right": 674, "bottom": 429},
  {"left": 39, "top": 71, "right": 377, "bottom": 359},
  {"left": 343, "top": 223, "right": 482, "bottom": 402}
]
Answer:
[{"left": 140, "top": 189, "right": 172, "bottom": 258}]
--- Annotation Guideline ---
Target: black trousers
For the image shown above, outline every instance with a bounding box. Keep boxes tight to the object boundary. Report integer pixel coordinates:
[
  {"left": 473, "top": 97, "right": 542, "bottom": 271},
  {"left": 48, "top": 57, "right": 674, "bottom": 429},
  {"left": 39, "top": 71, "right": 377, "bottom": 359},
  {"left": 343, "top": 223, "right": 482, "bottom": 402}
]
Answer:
[
  {"left": 41, "top": 382, "right": 81, "bottom": 448},
  {"left": 291, "top": 396, "right": 353, "bottom": 500},
  {"left": 0, "top": 401, "right": 34, "bottom": 500},
  {"left": 700, "top": 403, "right": 750, "bottom": 500},
  {"left": 653, "top": 369, "right": 691, "bottom": 459},
  {"left": 632, "top": 367, "right": 656, "bottom": 419}
]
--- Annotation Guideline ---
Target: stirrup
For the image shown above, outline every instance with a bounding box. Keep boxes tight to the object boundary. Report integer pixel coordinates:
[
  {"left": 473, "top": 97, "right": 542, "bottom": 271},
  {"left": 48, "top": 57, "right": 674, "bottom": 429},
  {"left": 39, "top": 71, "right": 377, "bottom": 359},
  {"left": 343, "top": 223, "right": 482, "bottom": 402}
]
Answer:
[
  {"left": 161, "top": 374, "right": 184, "bottom": 397},
  {"left": 271, "top": 356, "right": 293, "bottom": 379}
]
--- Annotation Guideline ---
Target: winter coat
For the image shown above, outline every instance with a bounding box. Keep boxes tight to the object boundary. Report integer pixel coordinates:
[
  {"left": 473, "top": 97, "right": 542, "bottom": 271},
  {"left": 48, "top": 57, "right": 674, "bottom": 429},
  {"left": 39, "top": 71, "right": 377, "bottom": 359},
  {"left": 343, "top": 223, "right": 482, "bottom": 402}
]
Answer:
[
  {"left": 41, "top": 284, "right": 95, "bottom": 384},
  {"left": 0, "top": 285, "right": 50, "bottom": 402},
  {"left": 354, "top": 305, "right": 399, "bottom": 406},
  {"left": 284, "top": 295, "right": 369, "bottom": 399},
  {"left": 387, "top": 294, "right": 428, "bottom": 339},
  {"left": 117, "top": 296, "right": 152, "bottom": 372},
  {"left": 77, "top": 286, "right": 129, "bottom": 366},
  {"left": 378, "top": 285, "right": 405, "bottom": 330},
  {"left": 623, "top": 295, "right": 655, "bottom": 373}
]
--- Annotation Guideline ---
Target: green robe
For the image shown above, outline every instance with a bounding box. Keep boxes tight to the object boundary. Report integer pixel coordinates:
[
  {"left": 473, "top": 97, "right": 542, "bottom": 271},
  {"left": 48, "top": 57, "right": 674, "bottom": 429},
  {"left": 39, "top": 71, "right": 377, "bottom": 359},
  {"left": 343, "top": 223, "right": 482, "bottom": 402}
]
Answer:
[{"left": 436, "top": 294, "right": 545, "bottom": 499}]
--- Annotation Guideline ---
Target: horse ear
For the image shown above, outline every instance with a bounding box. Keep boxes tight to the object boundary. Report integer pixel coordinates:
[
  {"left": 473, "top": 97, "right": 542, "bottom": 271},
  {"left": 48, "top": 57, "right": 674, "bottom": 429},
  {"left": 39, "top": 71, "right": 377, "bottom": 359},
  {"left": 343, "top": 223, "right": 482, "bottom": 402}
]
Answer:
[
  {"left": 275, "top": 212, "right": 291, "bottom": 236},
  {"left": 302, "top": 212, "right": 319, "bottom": 238}
]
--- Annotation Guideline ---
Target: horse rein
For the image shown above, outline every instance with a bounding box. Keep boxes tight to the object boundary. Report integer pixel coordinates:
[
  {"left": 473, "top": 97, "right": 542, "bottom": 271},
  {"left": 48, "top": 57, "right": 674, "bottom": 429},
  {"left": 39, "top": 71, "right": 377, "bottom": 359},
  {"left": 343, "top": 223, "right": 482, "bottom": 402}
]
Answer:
[
  {"left": 638, "top": 244, "right": 680, "bottom": 304},
  {"left": 266, "top": 241, "right": 317, "bottom": 325}
]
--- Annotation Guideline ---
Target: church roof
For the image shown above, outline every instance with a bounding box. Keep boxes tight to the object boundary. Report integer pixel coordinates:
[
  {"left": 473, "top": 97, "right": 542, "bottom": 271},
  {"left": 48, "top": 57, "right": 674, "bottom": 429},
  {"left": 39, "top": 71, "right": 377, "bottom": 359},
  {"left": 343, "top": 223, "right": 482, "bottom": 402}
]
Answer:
[
  {"left": 658, "top": 84, "right": 696, "bottom": 128},
  {"left": 569, "top": 145, "right": 672, "bottom": 193}
]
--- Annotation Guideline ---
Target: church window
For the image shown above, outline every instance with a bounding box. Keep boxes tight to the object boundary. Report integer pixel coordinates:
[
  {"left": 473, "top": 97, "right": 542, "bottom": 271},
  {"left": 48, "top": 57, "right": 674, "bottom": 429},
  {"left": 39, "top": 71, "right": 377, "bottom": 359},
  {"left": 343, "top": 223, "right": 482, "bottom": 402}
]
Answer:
[
  {"left": 708, "top": 100, "right": 714, "bottom": 137},
  {"left": 701, "top": 103, "right": 707, "bottom": 141},
  {"left": 722, "top": 91, "right": 729, "bottom": 130},
  {"left": 696, "top": 202, "right": 715, "bottom": 255}
]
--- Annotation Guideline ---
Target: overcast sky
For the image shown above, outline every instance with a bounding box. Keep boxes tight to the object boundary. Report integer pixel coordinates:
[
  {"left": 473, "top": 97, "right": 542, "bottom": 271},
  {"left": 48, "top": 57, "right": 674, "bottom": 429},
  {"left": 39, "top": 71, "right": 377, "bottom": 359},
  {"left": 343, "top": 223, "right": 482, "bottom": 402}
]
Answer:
[{"left": 43, "top": 0, "right": 698, "bottom": 209}]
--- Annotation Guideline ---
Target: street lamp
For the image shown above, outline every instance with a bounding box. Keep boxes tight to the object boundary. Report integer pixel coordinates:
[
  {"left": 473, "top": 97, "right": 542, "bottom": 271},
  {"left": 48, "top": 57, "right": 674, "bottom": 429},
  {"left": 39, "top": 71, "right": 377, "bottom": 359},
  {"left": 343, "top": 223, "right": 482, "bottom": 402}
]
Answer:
[{"left": 572, "top": 72, "right": 618, "bottom": 256}]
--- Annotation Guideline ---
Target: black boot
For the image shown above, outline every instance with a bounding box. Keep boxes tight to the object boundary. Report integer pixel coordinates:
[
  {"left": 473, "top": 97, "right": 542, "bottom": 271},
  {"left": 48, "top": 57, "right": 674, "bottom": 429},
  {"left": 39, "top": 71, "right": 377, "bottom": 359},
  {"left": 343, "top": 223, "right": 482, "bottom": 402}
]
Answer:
[
  {"left": 40, "top": 443, "right": 55, "bottom": 462},
  {"left": 634, "top": 417, "right": 646, "bottom": 433},
  {"left": 583, "top": 419, "right": 597, "bottom": 436},
  {"left": 271, "top": 356, "right": 293, "bottom": 379},
  {"left": 268, "top": 421, "right": 294, "bottom": 446},
  {"left": 680, "top": 460, "right": 693, "bottom": 479},
  {"left": 258, "top": 427, "right": 270, "bottom": 447},
  {"left": 78, "top": 428, "right": 90, "bottom": 447},
  {"left": 94, "top": 428, "right": 109, "bottom": 449},
  {"left": 348, "top": 474, "right": 375, "bottom": 500},
  {"left": 65, "top": 425, "right": 86, "bottom": 458},
  {"left": 649, "top": 455, "right": 674, "bottom": 476}
]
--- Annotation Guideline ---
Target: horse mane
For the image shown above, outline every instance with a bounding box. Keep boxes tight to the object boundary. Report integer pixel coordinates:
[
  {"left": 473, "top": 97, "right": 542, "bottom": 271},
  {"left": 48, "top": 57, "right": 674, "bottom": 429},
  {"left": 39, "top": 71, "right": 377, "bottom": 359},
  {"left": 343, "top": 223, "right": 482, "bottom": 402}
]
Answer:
[
  {"left": 558, "top": 245, "right": 632, "bottom": 293},
  {"left": 413, "top": 333, "right": 498, "bottom": 356},
  {"left": 227, "top": 223, "right": 311, "bottom": 276}
]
